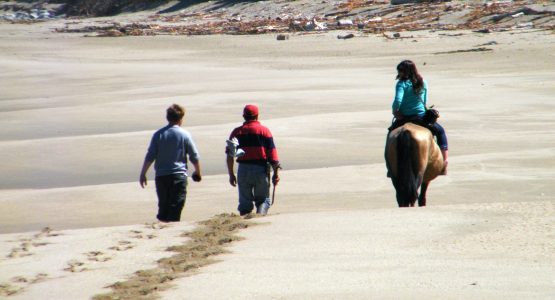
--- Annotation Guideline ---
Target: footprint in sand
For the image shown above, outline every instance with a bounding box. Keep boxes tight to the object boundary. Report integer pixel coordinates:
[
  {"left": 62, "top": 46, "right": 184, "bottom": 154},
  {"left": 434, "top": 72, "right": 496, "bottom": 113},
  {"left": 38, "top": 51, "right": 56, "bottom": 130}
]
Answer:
[
  {"left": 11, "top": 273, "right": 48, "bottom": 285},
  {"left": 0, "top": 273, "right": 49, "bottom": 296},
  {"left": 30, "top": 273, "right": 48, "bottom": 283},
  {"left": 64, "top": 251, "right": 113, "bottom": 273},
  {"left": 129, "top": 229, "right": 158, "bottom": 240},
  {"left": 7, "top": 245, "right": 33, "bottom": 259},
  {"left": 108, "top": 240, "right": 135, "bottom": 251},
  {"left": 129, "top": 230, "right": 145, "bottom": 239},
  {"left": 0, "top": 283, "right": 22, "bottom": 297},
  {"left": 64, "top": 260, "right": 87, "bottom": 273},
  {"left": 145, "top": 222, "right": 170, "bottom": 230},
  {"left": 6, "top": 227, "right": 58, "bottom": 259},
  {"left": 34, "top": 227, "right": 61, "bottom": 238},
  {"left": 86, "top": 251, "right": 112, "bottom": 262}
]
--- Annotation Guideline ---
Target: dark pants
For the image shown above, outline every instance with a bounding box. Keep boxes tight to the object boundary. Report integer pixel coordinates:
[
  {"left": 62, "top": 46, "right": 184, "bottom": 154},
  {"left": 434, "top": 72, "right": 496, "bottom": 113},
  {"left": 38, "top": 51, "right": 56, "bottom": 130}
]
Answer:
[{"left": 155, "top": 173, "right": 187, "bottom": 222}]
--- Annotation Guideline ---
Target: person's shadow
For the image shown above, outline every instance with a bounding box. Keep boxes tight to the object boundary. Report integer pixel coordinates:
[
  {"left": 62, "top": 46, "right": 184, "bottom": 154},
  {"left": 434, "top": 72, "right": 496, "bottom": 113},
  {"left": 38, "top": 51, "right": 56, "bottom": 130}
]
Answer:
[{"left": 159, "top": 0, "right": 263, "bottom": 14}]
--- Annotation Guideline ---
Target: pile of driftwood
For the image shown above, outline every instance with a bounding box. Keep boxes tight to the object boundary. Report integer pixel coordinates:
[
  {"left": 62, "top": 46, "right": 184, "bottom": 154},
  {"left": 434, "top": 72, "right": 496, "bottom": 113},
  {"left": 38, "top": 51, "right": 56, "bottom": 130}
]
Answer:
[{"left": 55, "top": 1, "right": 555, "bottom": 37}]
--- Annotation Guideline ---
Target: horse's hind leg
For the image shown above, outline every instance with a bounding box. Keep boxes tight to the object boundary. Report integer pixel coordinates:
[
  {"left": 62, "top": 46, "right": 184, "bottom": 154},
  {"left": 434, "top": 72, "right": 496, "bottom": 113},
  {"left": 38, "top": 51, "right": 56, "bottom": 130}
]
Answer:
[
  {"left": 418, "top": 182, "right": 429, "bottom": 207},
  {"left": 409, "top": 175, "right": 424, "bottom": 207}
]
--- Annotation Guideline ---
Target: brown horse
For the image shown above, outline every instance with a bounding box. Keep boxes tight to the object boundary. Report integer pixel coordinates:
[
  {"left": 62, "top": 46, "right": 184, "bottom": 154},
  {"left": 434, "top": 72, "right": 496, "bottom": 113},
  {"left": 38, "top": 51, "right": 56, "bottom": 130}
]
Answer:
[{"left": 385, "top": 122, "right": 445, "bottom": 207}]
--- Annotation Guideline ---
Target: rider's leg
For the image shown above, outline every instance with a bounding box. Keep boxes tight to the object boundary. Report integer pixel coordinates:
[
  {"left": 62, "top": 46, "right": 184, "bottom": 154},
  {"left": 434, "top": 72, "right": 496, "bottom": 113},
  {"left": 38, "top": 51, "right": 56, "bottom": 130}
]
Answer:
[
  {"left": 432, "top": 122, "right": 449, "bottom": 175},
  {"left": 440, "top": 149, "right": 448, "bottom": 175}
]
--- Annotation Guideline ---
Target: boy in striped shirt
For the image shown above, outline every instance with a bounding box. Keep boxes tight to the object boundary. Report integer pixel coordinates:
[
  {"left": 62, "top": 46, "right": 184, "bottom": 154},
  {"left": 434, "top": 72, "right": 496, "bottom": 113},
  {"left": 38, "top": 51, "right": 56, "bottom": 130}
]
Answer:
[{"left": 226, "top": 104, "right": 280, "bottom": 216}]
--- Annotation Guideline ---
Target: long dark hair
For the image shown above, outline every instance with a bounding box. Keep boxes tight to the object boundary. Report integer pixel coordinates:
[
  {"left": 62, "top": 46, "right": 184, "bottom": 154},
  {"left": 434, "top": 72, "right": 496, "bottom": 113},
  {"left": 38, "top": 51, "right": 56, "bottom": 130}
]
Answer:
[{"left": 396, "top": 60, "right": 424, "bottom": 95}]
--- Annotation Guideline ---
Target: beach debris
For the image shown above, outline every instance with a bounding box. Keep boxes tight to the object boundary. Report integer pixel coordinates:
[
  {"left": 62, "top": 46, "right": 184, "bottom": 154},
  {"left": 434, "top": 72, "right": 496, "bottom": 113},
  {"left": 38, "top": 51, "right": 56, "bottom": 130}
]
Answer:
[
  {"left": 474, "top": 28, "right": 492, "bottom": 33},
  {"left": 391, "top": 0, "right": 421, "bottom": 4},
  {"left": 439, "top": 33, "right": 465, "bottom": 36},
  {"left": 337, "top": 19, "right": 354, "bottom": 26},
  {"left": 434, "top": 47, "right": 493, "bottom": 55},
  {"left": 337, "top": 33, "right": 355, "bottom": 39},
  {"left": 0, "top": 1, "right": 63, "bottom": 22},
  {"left": 50, "top": 1, "right": 555, "bottom": 37},
  {"left": 515, "top": 22, "right": 533, "bottom": 29},
  {"left": 0, "top": 9, "right": 57, "bottom": 21},
  {"left": 475, "top": 41, "right": 498, "bottom": 46},
  {"left": 98, "top": 29, "right": 125, "bottom": 37},
  {"left": 276, "top": 34, "right": 289, "bottom": 40}
]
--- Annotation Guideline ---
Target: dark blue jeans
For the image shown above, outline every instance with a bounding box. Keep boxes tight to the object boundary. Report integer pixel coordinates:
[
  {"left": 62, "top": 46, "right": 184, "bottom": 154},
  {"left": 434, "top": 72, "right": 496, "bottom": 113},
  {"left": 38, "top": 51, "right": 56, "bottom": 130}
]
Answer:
[
  {"left": 432, "top": 122, "right": 448, "bottom": 150},
  {"left": 155, "top": 173, "right": 187, "bottom": 222}
]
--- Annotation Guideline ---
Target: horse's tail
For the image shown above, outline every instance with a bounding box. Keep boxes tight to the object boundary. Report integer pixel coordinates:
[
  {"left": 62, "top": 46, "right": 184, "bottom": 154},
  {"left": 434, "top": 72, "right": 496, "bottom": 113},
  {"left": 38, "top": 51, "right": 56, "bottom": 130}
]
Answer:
[{"left": 394, "top": 129, "right": 419, "bottom": 207}]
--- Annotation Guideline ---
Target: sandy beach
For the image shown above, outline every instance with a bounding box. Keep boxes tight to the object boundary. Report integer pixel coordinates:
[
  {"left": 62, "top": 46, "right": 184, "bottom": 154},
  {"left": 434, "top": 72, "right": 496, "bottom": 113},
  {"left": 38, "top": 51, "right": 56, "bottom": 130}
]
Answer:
[{"left": 1, "top": 9, "right": 555, "bottom": 299}]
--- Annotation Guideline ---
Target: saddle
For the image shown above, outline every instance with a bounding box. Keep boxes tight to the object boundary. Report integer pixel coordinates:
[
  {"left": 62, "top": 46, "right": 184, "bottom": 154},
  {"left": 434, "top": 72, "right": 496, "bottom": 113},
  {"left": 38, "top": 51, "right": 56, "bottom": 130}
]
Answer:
[{"left": 388, "top": 117, "right": 438, "bottom": 136}]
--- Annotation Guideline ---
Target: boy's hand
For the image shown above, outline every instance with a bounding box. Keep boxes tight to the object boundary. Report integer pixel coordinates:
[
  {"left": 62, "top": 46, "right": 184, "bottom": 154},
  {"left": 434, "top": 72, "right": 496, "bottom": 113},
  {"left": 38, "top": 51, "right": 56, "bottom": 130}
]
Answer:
[
  {"left": 140, "top": 174, "right": 147, "bottom": 188},
  {"left": 272, "top": 174, "right": 280, "bottom": 185},
  {"left": 192, "top": 171, "right": 202, "bottom": 182},
  {"left": 229, "top": 174, "right": 237, "bottom": 187}
]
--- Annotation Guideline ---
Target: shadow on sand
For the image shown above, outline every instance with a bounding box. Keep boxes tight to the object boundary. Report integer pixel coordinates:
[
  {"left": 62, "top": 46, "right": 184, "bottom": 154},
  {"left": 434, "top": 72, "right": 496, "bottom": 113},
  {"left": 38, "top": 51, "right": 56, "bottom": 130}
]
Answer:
[{"left": 159, "top": 0, "right": 264, "bottom": 14}]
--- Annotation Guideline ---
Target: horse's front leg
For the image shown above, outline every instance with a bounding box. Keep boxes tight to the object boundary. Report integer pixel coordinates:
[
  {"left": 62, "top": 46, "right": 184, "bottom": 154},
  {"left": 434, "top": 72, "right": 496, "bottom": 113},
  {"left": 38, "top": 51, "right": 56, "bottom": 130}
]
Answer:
[{"left": 418, "top": 182, "right": 429, "bottom": 207}]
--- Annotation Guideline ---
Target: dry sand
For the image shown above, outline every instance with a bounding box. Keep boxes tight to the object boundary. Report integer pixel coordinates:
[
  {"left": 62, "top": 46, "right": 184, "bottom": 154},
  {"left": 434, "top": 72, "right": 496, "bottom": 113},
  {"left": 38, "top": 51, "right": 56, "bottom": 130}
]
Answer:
[{"left": 0, "top": 18, "right": 554, "bottom": 299}]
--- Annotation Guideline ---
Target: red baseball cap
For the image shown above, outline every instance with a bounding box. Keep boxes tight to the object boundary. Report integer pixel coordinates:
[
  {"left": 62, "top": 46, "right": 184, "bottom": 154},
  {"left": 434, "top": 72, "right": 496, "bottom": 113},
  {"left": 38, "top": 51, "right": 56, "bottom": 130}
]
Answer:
[{"left": 243, "top": 104, "right": 259, "bottom": 117}]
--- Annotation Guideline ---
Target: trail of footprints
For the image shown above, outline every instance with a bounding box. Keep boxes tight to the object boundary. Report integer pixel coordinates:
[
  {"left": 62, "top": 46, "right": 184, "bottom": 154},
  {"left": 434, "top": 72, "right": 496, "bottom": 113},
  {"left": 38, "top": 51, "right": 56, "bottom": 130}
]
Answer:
[
  {"left": 63, "top": 222, "right": 169, "bottom": 273},
  {"left": 0, "top": 273, "right": 49, "bottom": 297},
  {"left": 1, "top": 223, "right": 170, "bottom": 296},
  {"left": 6, "top": 227, "right": 60, "bottom": 259},
  {"left": 1, "top": 227, "right": 60, "bottom": 296}
]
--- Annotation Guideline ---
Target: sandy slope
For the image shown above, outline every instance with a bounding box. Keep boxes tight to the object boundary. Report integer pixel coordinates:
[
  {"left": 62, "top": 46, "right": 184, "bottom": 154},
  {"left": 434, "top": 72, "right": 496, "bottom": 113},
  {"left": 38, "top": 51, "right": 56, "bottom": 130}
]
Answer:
[
  {"left": 0, "top": 222, "right": 194, "bottom": 298},
  {"left": 0, "top": 19, "right": 554, "bottom": 299},
  {"left": 164, "top": 202, "right": 555, "bottom": 299}
]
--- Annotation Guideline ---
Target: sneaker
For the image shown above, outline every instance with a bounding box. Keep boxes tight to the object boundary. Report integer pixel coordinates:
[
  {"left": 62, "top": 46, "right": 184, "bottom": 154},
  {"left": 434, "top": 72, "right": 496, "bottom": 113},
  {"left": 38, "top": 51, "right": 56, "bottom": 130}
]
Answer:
[{"left": 256, "top": 203, "right": 269, "bottom": 215}]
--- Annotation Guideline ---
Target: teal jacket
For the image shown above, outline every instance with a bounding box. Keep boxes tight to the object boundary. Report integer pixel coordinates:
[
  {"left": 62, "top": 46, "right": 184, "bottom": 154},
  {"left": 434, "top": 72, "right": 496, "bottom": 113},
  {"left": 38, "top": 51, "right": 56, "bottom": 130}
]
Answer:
[{"left": 392, "top": 79, "right": 427, "bottom": 117}]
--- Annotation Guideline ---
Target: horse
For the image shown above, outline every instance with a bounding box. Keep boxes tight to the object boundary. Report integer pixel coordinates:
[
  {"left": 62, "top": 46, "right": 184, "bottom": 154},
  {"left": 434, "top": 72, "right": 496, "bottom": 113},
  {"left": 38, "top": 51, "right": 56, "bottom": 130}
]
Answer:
[{"left": 385, "top": 122, "right": 445, "bottom": 207}]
